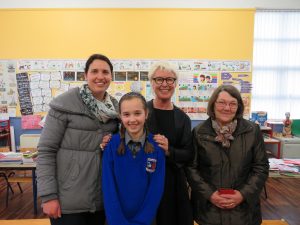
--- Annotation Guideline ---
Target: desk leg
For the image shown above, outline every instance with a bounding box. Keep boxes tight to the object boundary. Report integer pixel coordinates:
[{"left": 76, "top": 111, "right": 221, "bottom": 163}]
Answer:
[
  {"left": 277, "top": 142, "right": 281, "bottom": 159},
  {"left": 32, "top": 169, "right": 37, "bottom": 215}
]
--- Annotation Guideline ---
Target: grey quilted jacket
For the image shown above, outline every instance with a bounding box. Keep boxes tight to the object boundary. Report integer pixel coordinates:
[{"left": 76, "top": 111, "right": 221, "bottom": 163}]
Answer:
[{"left": 37, "top": 87, "right": 119, "bottom": 213}]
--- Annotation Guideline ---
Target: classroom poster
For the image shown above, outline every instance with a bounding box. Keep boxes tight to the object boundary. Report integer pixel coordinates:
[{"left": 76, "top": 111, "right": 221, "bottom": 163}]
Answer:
[
  {"left": 220, "top": 72, "right": 252, "bottom": 118},
  {"left": 12, "top": 58, "right": 252, "bottom": 119},
  {"left": 0, "top": 60, "right": 18, "bottom": 117}
]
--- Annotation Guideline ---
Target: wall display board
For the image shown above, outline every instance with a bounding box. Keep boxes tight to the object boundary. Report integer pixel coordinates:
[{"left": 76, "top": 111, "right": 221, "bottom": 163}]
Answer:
[
  {"left": 1, "top": 59, "right": 252, "bottom": 120},
  {"left": 173, "top": 60, "right": 251, "bottom": 119},
  {"left": 0, "top": 60, "right": 18, "bottom": 118}
]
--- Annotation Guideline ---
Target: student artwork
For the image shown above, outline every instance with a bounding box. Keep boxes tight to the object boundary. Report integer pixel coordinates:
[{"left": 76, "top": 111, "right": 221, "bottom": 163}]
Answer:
[
  {"left": 177, "top": 82, "right": 218, "bottom": 120},
  {"left": 194, "top": 61, "right": 209, "bottom": 71},
  {"left": 114, "top": 72, "right": 126, "bottom": 81},
  {"left": 177, "top": 61, "right": 193, "bottom": 71},
  {"left": 63, "top": 71, "right": 75, "bottom": 81},
  {"left": 11, "top": 59, "right": 251, "bottom": 119},
  {"left": 112, "top": 60, "right": 134, "bottom": 71},
  {"left": 192, "top": 72, "right": 218, "bottom": 84},
  {"left": 0, "top": 60, "right": 18, "bottom": 111},
  {"left": 140, "top": 71, "right": 149, "bottom": 81},
  {"left": 63, "top": 61, "right": 75, "bottom": 70},
  {"left": 127, "top": 71, "right": 139, "bottom": 81},
  {"left": 133, "top": 60, "right": 151, "bottom": 70},
  {"left": 130, "top": 81, "right": 143, "bottom": 93},
  {"left": 16, "top": 73, "right": 33, "bottom": 115},
  {"left": 220, "top": 71, "right": 252, "bottom": 119},
  {"left": 76, "top": 72, "right": 85, "bottom": 81}
]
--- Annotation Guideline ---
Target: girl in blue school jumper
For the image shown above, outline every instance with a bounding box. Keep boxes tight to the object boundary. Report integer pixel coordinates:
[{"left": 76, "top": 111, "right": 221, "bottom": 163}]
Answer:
[{"left": 102, "top": 92, "right": 165, "bottom": 225}]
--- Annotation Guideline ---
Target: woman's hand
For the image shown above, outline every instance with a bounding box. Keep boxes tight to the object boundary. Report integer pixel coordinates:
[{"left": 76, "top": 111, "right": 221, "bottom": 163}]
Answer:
[
  {"left": 153, "top": 134, "right": 169, "bottom": 156},
  {"left": 210, "top": 191, "right": 230, "bottom": 209},
  {"left": 42, "top": 199, "right": 61, "bottom": 219},
  {"left": 214, "top": 190, "right": 244, "bottom": 209},
  {"left": 221, "top": 190, "right": 244, "bottom": 209},
  {"left": 100, "top": 133, "right": 112, "bottom": 151}
]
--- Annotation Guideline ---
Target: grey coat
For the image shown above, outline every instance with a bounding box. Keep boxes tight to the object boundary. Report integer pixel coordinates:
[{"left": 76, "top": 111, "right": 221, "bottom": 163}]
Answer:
[
  {"left": 37, "top": 87, "right": 119, "bottom": 214},
  {"left": 186, "top": 118, "right": 269, "bottom": 225}
]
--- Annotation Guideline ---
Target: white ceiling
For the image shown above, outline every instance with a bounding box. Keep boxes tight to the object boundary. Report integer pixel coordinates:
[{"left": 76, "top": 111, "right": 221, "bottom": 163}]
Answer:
[{"left": 0, "top": 0, "right": 300, "bottom": 9}]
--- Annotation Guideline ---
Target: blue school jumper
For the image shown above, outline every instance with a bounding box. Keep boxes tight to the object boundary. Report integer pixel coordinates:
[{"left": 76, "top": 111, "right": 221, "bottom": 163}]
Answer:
[{"left": 102, "top": 133, "right": 165, "bottom": 225}]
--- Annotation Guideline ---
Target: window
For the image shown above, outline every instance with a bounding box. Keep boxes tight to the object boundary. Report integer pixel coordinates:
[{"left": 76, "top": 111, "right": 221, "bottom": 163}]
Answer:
[{"left": 252, "top": 10, "right": 300, "bottom": 119}]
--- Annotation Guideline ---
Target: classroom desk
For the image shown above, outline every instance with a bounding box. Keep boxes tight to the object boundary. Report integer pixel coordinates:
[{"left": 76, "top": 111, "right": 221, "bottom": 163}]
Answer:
[
  {"left": 0, "top": 219, "right": 49, "bottom": 225},
  {"left": 0, "top": 162, "right": 37, "bottom": 215},
  {"left": 264, "top": 137, "right": 281, "bottom": 159}
]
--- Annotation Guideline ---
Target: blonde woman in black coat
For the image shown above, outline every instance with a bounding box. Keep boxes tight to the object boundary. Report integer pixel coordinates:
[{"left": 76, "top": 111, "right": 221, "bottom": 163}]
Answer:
[{"left": 146, "top": 61, "right": 194, "bottom": 225}]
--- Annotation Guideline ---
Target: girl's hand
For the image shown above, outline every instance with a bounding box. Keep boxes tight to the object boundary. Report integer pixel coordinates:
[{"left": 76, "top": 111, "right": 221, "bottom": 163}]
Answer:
[
  {"left": 153, "top": 134, "right": 169, "bottom": 156},
  {"left": 100, "top": 133, "right": 112, "bottom": 151}
]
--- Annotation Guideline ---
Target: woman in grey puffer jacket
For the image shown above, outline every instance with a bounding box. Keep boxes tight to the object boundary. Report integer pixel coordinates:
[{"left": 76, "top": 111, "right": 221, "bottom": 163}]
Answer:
[{"left": 37, "top": 54, "right": 119, "bottom": 225}]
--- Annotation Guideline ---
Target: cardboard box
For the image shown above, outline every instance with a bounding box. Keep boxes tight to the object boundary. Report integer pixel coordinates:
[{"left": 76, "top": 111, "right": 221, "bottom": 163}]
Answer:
[
  {"left": 267, "top": 121, "right": 284, "bottom": 138},
  {"left": 251, "top": 111, "right": 268, "bottom": 126}
]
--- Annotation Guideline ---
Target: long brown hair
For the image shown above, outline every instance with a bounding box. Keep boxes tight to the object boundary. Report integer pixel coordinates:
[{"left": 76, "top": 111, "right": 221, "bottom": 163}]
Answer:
[{"left": 117, "top": 92, "right": 154, "bottom": 155}]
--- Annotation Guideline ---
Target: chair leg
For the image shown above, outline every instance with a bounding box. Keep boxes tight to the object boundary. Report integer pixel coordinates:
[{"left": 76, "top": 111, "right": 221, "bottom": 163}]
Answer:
[
  {"left": 17, "top": 182, "right": 23, "bottom": 193},
  {"left": 6, "top": 180, "right": 9, "bottom": 207},
  {"left": 7, "top": 183, "right": 14, "bottom": 194},
  {"left": 4, "top": 176, "right": 14, "bottom": 194},
  {"left": 7, "top": 171, "right": 23, "bottom": 193},
  {"left": 1, "top": 172, "right": 14, "bottom": 194}
]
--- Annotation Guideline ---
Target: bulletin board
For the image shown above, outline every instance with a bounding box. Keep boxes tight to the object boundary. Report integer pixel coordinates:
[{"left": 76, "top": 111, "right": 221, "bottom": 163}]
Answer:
[
  {"left": 0, "top": 58, "right": 252, "bottom": 120},
  {"left": 0, "top": 8, "right": 255, "bottom": 120}
]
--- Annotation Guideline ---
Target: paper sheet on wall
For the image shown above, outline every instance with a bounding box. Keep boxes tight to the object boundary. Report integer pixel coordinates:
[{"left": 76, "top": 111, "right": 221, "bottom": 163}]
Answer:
[
  {"left": 12, "top": 59, "right": 252, "bottom": 120},
  {"left": 21, "top": 115, "right": 42, "bottom": 129}
]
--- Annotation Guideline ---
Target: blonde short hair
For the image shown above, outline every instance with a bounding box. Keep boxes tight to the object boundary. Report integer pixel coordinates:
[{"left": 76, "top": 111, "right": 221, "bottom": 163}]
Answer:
[{"left": 148, "top": 61, "right": 178, "bottom": 81}]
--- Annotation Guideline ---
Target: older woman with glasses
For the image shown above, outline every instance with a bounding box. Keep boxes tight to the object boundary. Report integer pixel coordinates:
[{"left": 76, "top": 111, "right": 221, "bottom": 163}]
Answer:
[
  {"left": 186, "top": 85, "right": 269, "bottom": 225},
  {"left": 146, "top": 61, "right": 194, "bottom": 225}
]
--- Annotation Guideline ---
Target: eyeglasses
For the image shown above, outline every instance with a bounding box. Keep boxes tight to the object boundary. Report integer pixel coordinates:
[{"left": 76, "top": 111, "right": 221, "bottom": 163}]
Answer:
[
  {"left": 215, "top": 101, "right": 238, "bottom": 110},
  {"left": 152, "top": 77, "right": 176, "bottom": 85}
]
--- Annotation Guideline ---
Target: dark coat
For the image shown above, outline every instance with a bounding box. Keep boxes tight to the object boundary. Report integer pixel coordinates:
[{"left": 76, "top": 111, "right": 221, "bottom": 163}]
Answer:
[
  {"left": 146, "top": 100, "right": 194, "bottom": 225},
  {"left": 186, "top": 118, "right": 269, "bottom": 225}
]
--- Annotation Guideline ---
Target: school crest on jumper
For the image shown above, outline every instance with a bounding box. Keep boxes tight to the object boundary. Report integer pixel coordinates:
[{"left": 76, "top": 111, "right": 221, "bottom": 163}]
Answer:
[{"left": 146, "top": 158, "right": 157, "bottom": 173}]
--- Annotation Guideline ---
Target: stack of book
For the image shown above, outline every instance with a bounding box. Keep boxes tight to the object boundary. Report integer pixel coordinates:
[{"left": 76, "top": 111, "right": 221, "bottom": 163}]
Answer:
[
  {"left": 269, "top": 158, "right": 300, "bottom": 177},
  {"left": 0, "top": 152, "right": 23, "bottom": 163}
]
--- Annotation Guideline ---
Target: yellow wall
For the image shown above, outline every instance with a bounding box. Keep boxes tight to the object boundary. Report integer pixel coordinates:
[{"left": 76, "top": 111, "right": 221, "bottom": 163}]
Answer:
[{"left": 0, "top": 9, "right": 255, "bottom": 60}]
